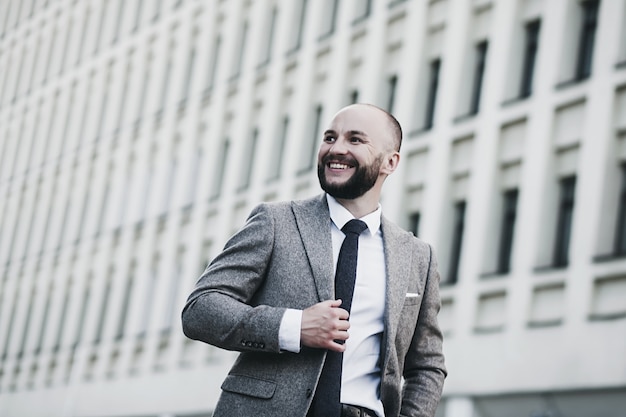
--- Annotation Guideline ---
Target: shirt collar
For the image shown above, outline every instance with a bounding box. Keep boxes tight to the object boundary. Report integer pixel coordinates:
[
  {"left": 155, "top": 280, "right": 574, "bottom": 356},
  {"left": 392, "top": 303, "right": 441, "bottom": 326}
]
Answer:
[{"left": 326, "top": 194, "right": 382, "bottom": 236}]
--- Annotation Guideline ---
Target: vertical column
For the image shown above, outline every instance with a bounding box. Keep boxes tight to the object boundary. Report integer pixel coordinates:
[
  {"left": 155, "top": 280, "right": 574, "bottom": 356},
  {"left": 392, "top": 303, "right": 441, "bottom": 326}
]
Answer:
[{"left": 383, "top": 0, "right": 429, "bottom": 218}]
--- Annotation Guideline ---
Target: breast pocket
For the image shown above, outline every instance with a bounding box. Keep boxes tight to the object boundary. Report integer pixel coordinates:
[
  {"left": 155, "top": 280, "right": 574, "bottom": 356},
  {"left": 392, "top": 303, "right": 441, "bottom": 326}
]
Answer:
[{"left": 403, "top": 293, "right": 421, "bottom": 306}]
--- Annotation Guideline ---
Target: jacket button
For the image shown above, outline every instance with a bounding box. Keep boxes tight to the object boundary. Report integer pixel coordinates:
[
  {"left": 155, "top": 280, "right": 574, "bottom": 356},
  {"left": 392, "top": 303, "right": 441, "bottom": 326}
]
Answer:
[
  {"left": 241, "top": 340, "right": 246, "bottom": 346},
  {"left": 306, "top": 389, "right": 313, "bottom": 398},
  {"left": 259, "top": 342, "right": 265, "bottom": 349},
  {"left": 246, "top": 341, "right": 253, "bottom": 347}
]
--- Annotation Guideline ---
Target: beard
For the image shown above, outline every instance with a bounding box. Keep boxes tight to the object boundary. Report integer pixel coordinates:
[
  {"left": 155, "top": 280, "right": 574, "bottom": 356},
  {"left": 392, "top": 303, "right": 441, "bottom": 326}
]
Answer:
[{"left": 317, "top": 154, "right": 383, "bottom": 199}]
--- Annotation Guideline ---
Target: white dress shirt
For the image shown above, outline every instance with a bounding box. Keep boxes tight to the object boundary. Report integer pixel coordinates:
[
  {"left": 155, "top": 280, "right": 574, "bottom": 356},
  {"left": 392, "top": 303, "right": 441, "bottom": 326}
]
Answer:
[{"left": 279, "top": 195, "right": 387, "bottom": 417}]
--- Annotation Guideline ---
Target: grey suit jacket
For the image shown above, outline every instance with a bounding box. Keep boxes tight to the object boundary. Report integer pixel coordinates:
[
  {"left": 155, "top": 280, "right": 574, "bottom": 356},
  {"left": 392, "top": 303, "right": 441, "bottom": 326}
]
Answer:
[{"left": 181, "top": 194, "right": 446, "bottom": 417}]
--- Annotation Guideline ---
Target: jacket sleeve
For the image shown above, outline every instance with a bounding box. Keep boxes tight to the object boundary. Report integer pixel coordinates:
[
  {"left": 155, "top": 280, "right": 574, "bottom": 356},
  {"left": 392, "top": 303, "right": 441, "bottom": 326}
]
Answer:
[
  {"left": 181, "top": 203, "right": 286, "bottom": 353},
  {"left": 400, "top": 244, "right": 447, "bottom": 417}
]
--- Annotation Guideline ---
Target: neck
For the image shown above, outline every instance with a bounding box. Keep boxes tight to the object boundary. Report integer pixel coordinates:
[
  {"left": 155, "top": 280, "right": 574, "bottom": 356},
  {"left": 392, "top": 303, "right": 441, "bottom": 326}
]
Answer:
[{"left": 334, "top": 193, "right": 380, "bottom": 219}]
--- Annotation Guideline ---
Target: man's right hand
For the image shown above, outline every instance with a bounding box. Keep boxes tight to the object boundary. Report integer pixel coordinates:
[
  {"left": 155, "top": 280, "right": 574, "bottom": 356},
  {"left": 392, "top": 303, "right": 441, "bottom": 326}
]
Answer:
[{"left": 300, "top": 299, "right": 350, "bottom": 352}]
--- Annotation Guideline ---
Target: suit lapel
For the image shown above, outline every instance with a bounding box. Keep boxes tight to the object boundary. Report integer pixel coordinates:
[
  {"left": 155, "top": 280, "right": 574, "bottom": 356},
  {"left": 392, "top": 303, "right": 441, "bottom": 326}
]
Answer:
[
  {"left": 381, "top": 217, "right": 413, "bottom": 359},
  {"left": 292, "top": 195, "right": 334, "bottom": 302}
]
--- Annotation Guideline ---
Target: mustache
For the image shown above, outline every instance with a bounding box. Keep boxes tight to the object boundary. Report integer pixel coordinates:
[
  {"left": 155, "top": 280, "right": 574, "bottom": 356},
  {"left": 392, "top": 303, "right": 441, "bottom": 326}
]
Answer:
[{"left": 321, "top": 154, "right": 358, "bottom": 167}]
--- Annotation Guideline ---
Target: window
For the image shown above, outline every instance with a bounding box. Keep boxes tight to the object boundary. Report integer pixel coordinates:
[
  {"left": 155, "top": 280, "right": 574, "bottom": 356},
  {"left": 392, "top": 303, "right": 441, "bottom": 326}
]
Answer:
[
  {"left": 231, "top": 22, "right": 248, "bottom": 79},
  {"left": 259, "top": 7, "right": 277, "bottom": 67},
  {"left": 181, "top": 48, "right": 196, "bottom": 102},
  {"left": 36, "top": 196, "right": 53, "bottom": 256},
  {"left": 353, "top": 0, "right": 371, "bottom": 23},
  {"left": 519, "top": 20, "right": 540, "bottom": 98},
  {"left": 614, "top": 164, "right": 626, "bottom": 255},
  {"left": 1, "top": 3, "right": 11, "bottom": 37},
  {"left": 58, "top": 19, "right": 73, "bottom": 75},
  {"left": 75, "top": 8, "right": 90, "bottom": 65},
  {"left": 96, "top": 180, "right": 111, "bottom": 235},
  {"left": 469, "top": 41, "right": 488, "bottom": 115},
  {"left": 575, "top": 0, "right": 600, "bottom": 80},
  {"left": 185, "top": 146, "right": 202, "bottom": 205},
  {"left": 28, "top": 0, "right": 38, "bottom": 17},
  {"left": 111, "top": 0, "right": 124, "bottom": 44},
  {"left": 139, "top": 150, "right": 155, "bottom": 219},
  {"left": 267, "top": 117, "right": 289, "bottom": 182},
  {"left": 1, "top": 290, "right": 18, "bottom": 358},
  {"left": 160, "top": 157, "right": 177, "bottom": 214},
  {"left": 115, "top": 158, "right": 132, "bottom": 227},
  {"left": 386, "top": 75, "right": 398, "bottom": 114},
  {"left": 34, "top": 282, "right": 53, "bottom": 354},
  {"left": 53, "top": 281, "right": 71, "bottom": 351},
  {"left": 138, "top": 256, "right": 158, "bottom": 337},
  {"left": 132, "top": 0, "right": 144, "bottom": 32},
  {"left": 95, "top": 86, "right": 110, "bottom": 141},
  {"left": 11, "top": 50, "right": 26, "bottom": 101},
  {"left": 497, "top": 189, "right": 518, "bottom": 274},
  {"left": 75, "top": 170, "right": 93, "bottom": 242},
  {"left": 94, "top": 275, "right": 112, "bottom": 344},
  {"left": 73, "top": 275, "right": 92, "bottom": 347},
  {"left": 153, "top": 0, "right": 163, "bottom": 22},
  {"left": 115, "top": 65, "right": 131, "bottom": 132},
  {"left": 447, "top": 201, "right": 466, "bottom": 284},
  {"left": 76, "top": 77, "right": 95, "bottom": 141},
  {"left": 409, "top": 212, "right": 420, "bottom": 237},
  {"left": 205, "top": 35, "right": 221, "bottom": 91},
  {"left": 162, "top": 255, "right": 184, "bottom": 332},
  {"left": 135, "top": 60, "right": 150, "bottom": 123},
  {"left": 55, "top": 184, "right": 72, "bottom": 249},
  {"left": 26, "top": 41, "right": 41, "bottom": 95},
  {"left": 158, "top": 59, "right": 172, "bottom": 113},
  {"left": 42, "top": 29, "right": 57, "bottom": 85},
  {"left": 553, "top": 176, "right": 576, "bottom": 267},
  {"left": 19, "top": 288, "right": 36, "bottom": 356},
  {"left": 210, "top": 139, "right": 230, "bottom": 200},
  {"left": 619, "top": 4, "right": 626, "bottom": 65},
  {"left": 115, "top": 267, "right": 135, "bottom": 340},
  {"left": 92, "top": 1, "right": 107, "bottom": 55},
  {"left": 238, "top": 128, "right": 258, "bottom": 191},
  {"left": 424, "top": 58, "right": 441, "bottom": 129},
  {"left": 287, "top": 0, "right": 308, "bottom": 53},
  {"left": 350, "top": 90, "right": 359, "bottom": 104},
  {"left": 318, "top": 0, "right": 339, "bottom": 39}
]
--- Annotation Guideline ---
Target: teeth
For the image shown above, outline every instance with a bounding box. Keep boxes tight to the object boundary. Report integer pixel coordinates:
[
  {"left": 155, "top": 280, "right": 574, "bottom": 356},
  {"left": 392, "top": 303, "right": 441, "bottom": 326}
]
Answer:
[{"left": 329, "top": 163, "right": 350, "bottom": 169}]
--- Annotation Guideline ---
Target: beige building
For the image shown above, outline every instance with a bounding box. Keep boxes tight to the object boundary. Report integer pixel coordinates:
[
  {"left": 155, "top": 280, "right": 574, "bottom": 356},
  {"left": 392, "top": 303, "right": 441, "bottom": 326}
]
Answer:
[{"left": 1, "top": 0, "right": 625, "bottom": 416}]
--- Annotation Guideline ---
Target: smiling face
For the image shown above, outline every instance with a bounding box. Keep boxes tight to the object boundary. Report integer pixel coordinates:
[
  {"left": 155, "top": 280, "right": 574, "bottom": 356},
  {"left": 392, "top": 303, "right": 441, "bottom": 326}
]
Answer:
[{"left": 317, "top": 104, "right": 400, "bottom": 201}]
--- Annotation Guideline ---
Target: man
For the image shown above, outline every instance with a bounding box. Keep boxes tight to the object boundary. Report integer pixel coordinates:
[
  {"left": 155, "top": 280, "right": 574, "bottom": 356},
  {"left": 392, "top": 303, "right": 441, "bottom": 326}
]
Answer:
[{"left": 181, "top": 103, "right": 446, "bottom": 417}]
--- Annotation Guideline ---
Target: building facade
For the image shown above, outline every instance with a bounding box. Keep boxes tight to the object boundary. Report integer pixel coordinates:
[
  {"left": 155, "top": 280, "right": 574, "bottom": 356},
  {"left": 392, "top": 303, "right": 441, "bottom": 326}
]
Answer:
[{"left": 1, "top": 0, "right": 625, "bottom": 416}]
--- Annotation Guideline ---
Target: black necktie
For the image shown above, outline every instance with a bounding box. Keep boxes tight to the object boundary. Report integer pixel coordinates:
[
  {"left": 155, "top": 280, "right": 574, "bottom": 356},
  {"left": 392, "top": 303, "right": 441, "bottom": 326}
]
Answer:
[{"left": 309, "top": 219, "right": 368, "bottom": 417}]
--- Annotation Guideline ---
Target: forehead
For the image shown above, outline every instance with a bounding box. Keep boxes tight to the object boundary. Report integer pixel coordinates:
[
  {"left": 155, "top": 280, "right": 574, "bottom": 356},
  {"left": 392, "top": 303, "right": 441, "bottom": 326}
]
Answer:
[{"left": 327, "top": 106, "right": 391, "bottom": 140}]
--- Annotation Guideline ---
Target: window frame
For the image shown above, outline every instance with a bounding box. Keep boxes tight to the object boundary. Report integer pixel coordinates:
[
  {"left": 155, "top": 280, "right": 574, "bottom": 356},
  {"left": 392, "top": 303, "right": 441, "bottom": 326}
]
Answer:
[{"left": 553, "top": 176, "right": 577, "bottom": 267}]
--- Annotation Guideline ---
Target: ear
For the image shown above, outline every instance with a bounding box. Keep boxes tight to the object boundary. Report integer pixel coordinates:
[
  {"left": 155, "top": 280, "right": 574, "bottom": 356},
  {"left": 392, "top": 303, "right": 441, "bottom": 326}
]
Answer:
[{"left": 381, "top": 151, "right": 400, "bottom": 175}]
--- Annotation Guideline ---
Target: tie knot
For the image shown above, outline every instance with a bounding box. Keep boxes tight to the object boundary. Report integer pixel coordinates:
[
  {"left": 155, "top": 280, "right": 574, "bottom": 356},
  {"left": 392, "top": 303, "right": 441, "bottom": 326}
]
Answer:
[{"left": 341, "top": 219, "right": 368, "bottom": 236}]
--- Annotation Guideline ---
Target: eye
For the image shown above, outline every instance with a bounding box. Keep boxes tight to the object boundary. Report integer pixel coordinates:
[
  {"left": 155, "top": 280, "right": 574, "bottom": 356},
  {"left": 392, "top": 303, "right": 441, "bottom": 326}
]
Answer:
[
  {"left": 350, "top": 136, "right": 363, "bottom": 143},
  {"left": 323, "top": 135, "right": 336, "bottom": 143}
]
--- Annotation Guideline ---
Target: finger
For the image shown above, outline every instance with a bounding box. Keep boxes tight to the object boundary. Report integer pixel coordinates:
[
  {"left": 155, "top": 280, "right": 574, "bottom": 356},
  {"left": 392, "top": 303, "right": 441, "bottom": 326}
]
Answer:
[
  {"left": 326, "top": 340, "right": 347, "bottom": 353},
  {"left": 332, "top": 333, "right": 349, "bottom": 344},
  {"left": 335, "top": 320, "right": 350, "bottom": 332},
  {"left": 328, "top": 299, "right": 343, "bottom": 308},
  {"left": 333, "top": 308, "right": 350, "bottom": 320}
]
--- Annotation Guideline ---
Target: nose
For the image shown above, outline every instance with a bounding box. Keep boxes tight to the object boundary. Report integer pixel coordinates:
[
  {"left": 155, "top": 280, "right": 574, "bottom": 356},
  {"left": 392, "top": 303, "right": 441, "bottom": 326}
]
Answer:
[{"left": 328, "top": 136, "right": 349, "bottom": 154}]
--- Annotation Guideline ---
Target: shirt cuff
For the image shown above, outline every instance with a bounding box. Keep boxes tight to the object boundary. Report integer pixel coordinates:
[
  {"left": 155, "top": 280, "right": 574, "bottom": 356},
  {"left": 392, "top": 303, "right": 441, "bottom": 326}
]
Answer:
[{"left": 279, "top": 308, "right": 302, "bottom": 353}]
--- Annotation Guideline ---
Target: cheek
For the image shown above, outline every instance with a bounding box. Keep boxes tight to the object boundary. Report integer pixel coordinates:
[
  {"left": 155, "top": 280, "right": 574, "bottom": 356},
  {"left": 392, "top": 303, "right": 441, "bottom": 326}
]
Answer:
[{"left": 317, "top": 145, "right": 329, "bottom": 161}]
